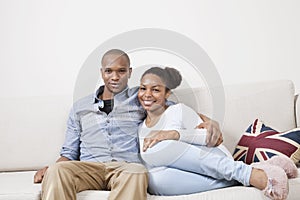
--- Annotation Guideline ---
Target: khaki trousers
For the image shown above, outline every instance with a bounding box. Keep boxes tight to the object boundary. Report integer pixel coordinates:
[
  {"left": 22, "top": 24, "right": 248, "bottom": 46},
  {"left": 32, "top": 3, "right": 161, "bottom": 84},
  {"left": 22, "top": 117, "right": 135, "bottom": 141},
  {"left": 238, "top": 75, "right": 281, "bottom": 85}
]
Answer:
[{"left": 41, "top": 161, "right": 148, "bottom": 200}]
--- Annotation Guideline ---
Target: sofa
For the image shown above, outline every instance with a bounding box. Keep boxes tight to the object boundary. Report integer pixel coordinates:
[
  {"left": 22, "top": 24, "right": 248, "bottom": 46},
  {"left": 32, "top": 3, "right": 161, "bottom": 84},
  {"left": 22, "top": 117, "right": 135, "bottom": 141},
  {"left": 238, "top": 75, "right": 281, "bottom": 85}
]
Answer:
[{"left": 0, "top": 79, "right": 299, "bottom": 200}]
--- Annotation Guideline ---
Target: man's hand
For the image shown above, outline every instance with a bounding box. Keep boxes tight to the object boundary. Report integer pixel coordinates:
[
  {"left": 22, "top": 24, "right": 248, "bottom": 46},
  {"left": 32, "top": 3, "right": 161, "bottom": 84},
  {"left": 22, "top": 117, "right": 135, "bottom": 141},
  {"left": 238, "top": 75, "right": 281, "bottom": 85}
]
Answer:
[
  {"left": 143, "top": 130, "right": 179, "bottom": 152},
  {"left": 34, "top": 166, "right": 48, "bottom": 183},
  {"left": 33, "top": 156, "right": 70, "bottom": 183},
  {"left": 197, "top": 114, "right": 223, "bottom": 147}
]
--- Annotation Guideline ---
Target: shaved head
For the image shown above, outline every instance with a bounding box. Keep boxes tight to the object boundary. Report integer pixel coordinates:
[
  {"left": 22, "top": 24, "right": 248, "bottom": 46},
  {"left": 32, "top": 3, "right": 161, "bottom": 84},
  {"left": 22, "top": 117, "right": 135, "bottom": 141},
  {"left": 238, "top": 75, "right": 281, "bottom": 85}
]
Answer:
[{"left": 101, "top": 49, "right": 130, "bottom": 67}]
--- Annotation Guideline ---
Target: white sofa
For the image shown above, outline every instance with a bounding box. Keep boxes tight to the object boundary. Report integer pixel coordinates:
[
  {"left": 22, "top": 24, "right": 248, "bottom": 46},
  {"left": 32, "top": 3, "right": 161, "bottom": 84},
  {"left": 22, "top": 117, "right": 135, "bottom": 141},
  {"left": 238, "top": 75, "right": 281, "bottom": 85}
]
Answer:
[{"left": 0, "top": 80, "right": 299, "bottom": 200}]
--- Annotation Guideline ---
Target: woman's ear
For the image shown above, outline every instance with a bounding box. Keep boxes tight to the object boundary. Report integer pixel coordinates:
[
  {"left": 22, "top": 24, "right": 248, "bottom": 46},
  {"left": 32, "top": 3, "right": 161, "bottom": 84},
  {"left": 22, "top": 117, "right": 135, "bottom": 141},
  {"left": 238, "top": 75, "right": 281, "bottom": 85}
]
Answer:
[{"left": 165, "top": 90, "right": 171, "bottom": 99}]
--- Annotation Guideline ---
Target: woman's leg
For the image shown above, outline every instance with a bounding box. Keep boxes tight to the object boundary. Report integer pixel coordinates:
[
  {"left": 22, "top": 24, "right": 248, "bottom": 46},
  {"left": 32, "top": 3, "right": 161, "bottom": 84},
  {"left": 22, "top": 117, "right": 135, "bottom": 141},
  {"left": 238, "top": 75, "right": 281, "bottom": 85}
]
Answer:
[
  {"left": 143, "top": 141, "right": 290, "bottom": 199},
  {"left": 147, "top": 166, "right": 237, "bottom": 195},
  {"left": 142, "top": 140, "right": 252, "bottom": 185}
]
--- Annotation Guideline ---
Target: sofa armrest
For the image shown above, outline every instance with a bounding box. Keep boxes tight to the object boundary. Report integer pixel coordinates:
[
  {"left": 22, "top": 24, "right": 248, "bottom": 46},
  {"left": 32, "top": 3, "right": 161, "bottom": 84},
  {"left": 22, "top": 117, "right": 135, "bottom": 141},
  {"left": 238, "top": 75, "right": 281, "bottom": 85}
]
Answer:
[{"left": 296, "top": 94, "right": 300, "bottom": 127}]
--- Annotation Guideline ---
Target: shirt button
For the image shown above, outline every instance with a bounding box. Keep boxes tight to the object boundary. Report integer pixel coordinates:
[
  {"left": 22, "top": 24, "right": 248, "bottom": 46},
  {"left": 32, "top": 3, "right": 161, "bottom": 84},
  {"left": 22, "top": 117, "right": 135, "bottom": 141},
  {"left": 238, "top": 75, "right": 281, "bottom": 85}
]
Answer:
[
  {"left": 108, "top": 132, "right": 111, "bottom": 136},
  {"left": 106, "top": 119, "right": 110, "bottom": 123}
]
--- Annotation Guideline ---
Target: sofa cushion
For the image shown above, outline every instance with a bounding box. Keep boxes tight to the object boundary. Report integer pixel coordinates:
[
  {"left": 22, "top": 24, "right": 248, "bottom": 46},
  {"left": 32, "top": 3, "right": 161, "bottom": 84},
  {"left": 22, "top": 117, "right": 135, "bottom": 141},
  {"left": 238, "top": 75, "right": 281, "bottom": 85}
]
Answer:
[
  {"left": 0, "top": 171, "right": 110, "bottom": 200},
  {"left": 1, "top": 169, "right": 299, "bottom": 200},
  {"left": 233, "top": 119, "right": 300, "bottom": 164},
  {"left": 170, "top": 80, "right": 296, "bottom": 154},
  {"left": 296, "top": 94, "right": 300, "bottom": 128},
  {"left": 0, "top": 95, "right": 71, "bottom": 171}
]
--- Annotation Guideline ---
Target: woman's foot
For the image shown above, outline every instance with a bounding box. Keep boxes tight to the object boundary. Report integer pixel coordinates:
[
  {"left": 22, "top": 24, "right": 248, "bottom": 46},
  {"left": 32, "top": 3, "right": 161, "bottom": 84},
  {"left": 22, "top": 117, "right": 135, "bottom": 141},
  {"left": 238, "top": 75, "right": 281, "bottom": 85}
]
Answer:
[
  {"left": 264, "top": 155, "right": 298, "bottom": 178},
  {"left": 250, "top": 163, "right": 288, "bottom": 200}
]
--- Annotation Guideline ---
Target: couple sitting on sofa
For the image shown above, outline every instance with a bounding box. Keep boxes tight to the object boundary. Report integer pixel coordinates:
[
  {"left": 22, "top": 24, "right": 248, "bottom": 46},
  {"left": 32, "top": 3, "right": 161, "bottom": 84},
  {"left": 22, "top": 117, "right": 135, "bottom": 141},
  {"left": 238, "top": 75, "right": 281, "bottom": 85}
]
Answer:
[{"left": 34, "top": 49, "right": 297, "bottom": 200}]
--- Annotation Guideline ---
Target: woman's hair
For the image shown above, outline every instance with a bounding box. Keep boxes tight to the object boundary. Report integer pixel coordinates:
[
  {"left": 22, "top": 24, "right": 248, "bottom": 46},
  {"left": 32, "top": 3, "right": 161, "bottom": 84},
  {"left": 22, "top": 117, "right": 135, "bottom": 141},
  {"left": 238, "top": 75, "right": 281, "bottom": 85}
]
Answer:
[{"left": 141, "top": 67, "right": 182, "bottom": 91}]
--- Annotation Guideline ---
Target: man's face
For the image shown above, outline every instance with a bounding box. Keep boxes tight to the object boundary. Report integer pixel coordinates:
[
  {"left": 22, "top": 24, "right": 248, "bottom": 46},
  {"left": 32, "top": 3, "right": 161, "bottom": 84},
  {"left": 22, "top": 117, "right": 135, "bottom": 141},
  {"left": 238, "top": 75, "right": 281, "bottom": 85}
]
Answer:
[{"left": 101, "top": 54, "right": 132, "bottom": 95}]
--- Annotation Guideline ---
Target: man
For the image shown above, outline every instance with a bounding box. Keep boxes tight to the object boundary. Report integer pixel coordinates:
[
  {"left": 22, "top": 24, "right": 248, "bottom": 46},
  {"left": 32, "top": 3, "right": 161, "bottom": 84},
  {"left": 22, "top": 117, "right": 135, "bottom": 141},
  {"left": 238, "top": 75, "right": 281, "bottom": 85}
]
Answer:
[{"left": 34, "top": 49, "right": 223, "bottom": 200}]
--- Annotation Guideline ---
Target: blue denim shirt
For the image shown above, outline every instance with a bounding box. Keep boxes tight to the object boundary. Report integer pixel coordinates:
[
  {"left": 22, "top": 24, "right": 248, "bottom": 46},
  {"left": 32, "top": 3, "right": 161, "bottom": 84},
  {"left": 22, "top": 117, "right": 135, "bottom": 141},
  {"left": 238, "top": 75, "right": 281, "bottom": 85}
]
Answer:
[{"left": 60, "top": 86, "right": 146, "bottom": 163}]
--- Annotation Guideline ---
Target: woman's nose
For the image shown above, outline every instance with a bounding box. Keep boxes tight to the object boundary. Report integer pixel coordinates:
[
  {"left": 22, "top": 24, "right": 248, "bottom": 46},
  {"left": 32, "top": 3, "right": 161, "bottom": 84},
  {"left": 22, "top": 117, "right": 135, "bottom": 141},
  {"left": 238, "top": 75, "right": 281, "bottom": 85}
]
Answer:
[{"left": 144, "top": 89, "right": 152, "bottom": 97}]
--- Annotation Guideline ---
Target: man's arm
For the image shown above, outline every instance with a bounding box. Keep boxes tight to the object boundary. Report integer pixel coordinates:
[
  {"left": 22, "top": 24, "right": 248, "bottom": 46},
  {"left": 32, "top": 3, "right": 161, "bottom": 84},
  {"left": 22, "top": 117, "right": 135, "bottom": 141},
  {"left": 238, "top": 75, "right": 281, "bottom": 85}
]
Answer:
[
  {"left": 197, "top": 113, "right": 223, "bottom": 147},
  {"left": 34, "top": 108, "right": 81, "bottom": 183},
  {"left": 33, "top": 156, "right": 70, "bottom": 183}
]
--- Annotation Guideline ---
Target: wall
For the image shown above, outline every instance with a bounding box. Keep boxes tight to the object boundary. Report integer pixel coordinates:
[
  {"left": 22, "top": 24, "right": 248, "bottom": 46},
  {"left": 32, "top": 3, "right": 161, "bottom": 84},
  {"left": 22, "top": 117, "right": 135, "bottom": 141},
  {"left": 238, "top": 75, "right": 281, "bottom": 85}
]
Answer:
[{"left": 1, "top": 0, "right": 299, "bottom": 99}]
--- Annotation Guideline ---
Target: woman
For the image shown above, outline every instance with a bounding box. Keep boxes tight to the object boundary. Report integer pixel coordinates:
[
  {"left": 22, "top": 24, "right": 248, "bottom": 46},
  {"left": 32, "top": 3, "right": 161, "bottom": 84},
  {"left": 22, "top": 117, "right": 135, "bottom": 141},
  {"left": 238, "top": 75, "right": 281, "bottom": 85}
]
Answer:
[{"left": 138, "top": 66, "right": 297, "bottom": 200}]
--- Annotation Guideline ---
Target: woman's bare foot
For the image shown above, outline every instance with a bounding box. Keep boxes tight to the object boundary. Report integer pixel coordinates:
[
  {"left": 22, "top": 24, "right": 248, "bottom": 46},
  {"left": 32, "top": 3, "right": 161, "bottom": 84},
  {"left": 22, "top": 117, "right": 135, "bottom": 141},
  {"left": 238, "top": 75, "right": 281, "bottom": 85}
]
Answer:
[{"left": 249, "top": 168, "right": 268, "bottom": 190}]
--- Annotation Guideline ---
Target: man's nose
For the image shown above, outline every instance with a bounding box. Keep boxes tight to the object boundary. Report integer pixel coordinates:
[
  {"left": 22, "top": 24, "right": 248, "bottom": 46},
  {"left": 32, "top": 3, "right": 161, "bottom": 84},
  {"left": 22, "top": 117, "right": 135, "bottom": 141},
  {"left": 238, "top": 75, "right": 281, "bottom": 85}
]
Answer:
[{"left": 111, "top": 71, "right": 120, "bottom": 80}]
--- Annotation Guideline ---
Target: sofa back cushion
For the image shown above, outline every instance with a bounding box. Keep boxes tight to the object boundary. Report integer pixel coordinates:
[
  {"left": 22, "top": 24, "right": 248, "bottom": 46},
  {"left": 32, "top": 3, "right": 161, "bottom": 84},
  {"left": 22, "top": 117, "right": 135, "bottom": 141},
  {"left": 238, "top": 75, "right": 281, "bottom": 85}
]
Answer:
[
  {"left": 0, "top": 95, "right": 71, "bottom": 171},
  {"left": 296, "top": 94, "right": 300, "bottom": 127},
  {"left": 170, "top": 80, "right": 296, "bottom": 154},
  {"left": 0, "top": 80, "right": 296, "bottom": 171}
]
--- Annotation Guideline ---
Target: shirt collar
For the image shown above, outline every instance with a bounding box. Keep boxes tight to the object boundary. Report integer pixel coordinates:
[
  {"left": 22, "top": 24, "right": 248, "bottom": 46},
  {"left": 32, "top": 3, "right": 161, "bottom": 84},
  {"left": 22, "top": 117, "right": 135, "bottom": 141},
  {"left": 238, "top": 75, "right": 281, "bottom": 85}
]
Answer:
[
  {"left": 94, "top": 85, "right": 104, "bottom": 103},
  {"left": 93, "top": 85, "right": 129, "bottom": 103}
]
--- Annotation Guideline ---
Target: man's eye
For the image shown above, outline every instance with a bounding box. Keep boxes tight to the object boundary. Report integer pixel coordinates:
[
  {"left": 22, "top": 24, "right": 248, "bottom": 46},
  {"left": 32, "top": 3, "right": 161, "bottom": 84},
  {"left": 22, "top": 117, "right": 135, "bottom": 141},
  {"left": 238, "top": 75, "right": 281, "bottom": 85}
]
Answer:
[
  {"left": 119, "top": 69, "right": 127, "bottom": 73},
  {"left": 139, "top": 87, "right": 146, "bottom": 91},
  {"left": 105, "top": 69, "right": 112, "bottom": 73},
  {"left": 153, "top": 89, "right": 160, "bottom": 92}
]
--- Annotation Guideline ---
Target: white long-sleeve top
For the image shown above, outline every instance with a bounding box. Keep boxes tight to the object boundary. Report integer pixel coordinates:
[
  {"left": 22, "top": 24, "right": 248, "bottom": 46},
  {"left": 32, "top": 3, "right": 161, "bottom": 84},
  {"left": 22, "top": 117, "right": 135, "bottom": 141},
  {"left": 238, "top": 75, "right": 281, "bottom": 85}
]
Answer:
[{"left": 139, "top": 103, "right": 231, "bottom": 161}]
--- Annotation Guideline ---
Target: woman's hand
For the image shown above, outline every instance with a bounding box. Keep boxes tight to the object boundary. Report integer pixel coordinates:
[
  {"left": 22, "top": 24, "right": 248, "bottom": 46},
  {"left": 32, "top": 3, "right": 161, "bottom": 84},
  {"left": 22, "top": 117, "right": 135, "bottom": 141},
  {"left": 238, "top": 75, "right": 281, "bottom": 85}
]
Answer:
[{"left": 143, "top": 130, "right": 179, "bottom": 152}]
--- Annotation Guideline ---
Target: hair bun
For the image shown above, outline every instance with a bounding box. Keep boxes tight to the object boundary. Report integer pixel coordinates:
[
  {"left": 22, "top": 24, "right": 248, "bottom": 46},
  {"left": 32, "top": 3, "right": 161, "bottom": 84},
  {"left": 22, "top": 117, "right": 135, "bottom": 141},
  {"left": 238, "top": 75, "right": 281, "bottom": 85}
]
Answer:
[{"left": 164, "top": 67, "right": 182, "bottom": 90}]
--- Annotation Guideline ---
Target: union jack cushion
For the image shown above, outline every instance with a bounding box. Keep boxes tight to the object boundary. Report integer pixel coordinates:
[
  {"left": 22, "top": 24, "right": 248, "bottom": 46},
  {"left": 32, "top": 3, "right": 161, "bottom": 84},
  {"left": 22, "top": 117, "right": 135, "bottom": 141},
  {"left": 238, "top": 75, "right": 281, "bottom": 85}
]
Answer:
[{"left": 233, "top": 119, "right": 300, "bottom": 164}]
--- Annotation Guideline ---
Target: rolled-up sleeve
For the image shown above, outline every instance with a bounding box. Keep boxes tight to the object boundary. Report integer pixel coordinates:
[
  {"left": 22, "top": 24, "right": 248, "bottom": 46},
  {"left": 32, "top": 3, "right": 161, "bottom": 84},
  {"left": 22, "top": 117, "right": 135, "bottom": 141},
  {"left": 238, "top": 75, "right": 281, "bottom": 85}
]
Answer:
[
  {"left": 60, "top": 107, "right": 81, "bottom": 160},
  {"left": 178, "top": 104, "right": 207, "bottom": 145}
]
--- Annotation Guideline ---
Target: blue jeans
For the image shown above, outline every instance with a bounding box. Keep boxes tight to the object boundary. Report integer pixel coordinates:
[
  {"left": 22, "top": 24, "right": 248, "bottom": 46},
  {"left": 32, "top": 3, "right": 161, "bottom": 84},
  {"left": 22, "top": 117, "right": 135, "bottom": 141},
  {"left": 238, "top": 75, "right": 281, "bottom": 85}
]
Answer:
[{"left": 141, "top": 140, "right": 252, "bottom": 195}]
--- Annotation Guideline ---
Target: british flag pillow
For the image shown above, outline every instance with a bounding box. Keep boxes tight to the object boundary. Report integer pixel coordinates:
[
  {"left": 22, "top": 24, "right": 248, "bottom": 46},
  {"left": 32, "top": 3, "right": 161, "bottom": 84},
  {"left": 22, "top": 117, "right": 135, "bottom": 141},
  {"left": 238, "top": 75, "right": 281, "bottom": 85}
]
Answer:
[{"left": 233, "top": 119, "right": 300, "bottom": 164}]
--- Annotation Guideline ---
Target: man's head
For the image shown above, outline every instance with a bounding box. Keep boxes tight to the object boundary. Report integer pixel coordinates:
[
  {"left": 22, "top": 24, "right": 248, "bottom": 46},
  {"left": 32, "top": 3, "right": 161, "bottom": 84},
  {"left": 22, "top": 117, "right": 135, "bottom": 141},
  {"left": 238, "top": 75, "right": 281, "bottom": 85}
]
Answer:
[{"left": 101, "top": 49, "right": 132, "bottom": 97}]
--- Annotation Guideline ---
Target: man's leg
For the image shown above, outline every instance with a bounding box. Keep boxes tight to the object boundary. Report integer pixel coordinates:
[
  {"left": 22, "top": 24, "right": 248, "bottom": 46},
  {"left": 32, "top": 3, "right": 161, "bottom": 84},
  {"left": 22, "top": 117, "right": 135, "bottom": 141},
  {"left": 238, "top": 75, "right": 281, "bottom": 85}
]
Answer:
[
  {"left": 105, "top": 162, "right": 148, "bottom": 200},
  {"left": 41, "top": 161, "right": 106, "bottom": 200}
]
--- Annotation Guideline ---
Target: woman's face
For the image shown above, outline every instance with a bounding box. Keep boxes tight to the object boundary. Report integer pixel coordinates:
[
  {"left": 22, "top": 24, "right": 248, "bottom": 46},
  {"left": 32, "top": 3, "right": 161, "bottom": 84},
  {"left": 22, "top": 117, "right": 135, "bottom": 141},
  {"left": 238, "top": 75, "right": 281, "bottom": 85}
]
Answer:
[{"left": 138, "top": 73, "right": 170, "bottom": 113}]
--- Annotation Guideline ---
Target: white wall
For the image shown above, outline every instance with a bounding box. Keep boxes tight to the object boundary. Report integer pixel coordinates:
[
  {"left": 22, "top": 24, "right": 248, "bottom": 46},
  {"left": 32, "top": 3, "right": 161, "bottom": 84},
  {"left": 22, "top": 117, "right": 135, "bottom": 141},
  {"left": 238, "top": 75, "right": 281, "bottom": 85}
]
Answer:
[{"left": 1, "top": 0, "right": 299, "bottom": 98}]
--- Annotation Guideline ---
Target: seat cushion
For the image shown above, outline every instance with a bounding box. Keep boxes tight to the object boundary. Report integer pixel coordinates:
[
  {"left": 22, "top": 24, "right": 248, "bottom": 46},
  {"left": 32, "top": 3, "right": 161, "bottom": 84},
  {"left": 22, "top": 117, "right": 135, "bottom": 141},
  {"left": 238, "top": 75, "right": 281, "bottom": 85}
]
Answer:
[
  {"left": 0, "top": 171, "right": 40, "bottom": 200},
  {"left": 1, "top": 170, "right": 299, "bottom": 200},
  {"left": 0, "top": 171, "right": 109, "bottom": 200}
]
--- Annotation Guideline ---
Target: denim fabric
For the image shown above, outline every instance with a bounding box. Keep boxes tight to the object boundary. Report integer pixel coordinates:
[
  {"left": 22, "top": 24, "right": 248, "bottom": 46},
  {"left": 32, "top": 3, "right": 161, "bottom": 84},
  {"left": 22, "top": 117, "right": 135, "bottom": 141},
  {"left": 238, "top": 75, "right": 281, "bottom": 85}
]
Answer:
[{"left": 60, "top": 86, "right": 146, "bottom": 163}]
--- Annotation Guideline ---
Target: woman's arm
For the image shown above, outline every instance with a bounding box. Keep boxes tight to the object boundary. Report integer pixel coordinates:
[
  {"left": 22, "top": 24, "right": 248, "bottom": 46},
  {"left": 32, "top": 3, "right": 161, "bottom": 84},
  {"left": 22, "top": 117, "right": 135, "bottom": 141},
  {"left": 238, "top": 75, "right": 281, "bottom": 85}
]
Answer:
[{"left": 142, "top": 130, "right": 179, "bottom": 152}]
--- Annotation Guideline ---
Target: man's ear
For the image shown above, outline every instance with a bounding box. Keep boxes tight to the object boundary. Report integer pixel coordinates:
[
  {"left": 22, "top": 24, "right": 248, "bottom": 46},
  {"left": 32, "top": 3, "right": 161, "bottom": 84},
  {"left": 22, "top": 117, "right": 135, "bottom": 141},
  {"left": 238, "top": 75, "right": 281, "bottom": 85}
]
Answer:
[
  {"left": 100, "top": 68, "right": 104, "bottom": 78},
  {"left": 128, "top": 67, "right": 132, "bottom": 78}
]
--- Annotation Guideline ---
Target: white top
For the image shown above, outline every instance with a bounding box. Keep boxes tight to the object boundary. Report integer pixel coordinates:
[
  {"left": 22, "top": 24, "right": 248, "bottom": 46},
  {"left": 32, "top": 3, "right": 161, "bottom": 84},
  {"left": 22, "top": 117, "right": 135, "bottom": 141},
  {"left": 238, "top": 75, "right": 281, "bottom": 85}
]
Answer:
[{"left": 139, "top": 103, "right": 231, "bottom": 157}]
